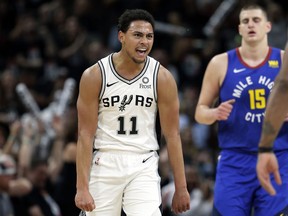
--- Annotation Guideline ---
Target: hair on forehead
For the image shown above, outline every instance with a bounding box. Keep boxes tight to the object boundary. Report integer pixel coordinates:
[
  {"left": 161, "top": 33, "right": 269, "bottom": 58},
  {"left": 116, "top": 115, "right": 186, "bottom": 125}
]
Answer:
[
  {"left": 241, "top": 3, "right": 266, "bottom": 11},
  {"left": 117, "top": 9, "right": 155, "bottom": 33},
  {"left": 240, "top": 3, "right": 269, "bottom": 20}
]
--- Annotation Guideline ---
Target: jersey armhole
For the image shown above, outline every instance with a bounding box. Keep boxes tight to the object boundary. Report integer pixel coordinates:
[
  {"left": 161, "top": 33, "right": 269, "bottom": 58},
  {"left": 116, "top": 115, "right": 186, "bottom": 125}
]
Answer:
[
  {"left": 153, "top": 61, "right": 160, "bottom": 103},
  {"left": 98, "top": 60, "right": 106, "bottom": 100}
]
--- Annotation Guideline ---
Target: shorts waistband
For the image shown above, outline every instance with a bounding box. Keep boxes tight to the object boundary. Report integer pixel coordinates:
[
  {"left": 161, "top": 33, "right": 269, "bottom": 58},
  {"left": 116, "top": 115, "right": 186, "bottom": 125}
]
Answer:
[{"left": 94, "top": 148, "right": 154, "bottom": 155}]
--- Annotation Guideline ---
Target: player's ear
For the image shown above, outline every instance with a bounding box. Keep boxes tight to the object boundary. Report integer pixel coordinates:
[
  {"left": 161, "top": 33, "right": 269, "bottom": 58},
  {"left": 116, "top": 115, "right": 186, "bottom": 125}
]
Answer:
[
  {"left": 238, "top": 24, "right": 243, "bottom": 37},
  {"left": 266, "top": 21, "right": 272, "bottom": 34},
  {"left": 118, "top": 31, "right": 124, "bottom": 43}
]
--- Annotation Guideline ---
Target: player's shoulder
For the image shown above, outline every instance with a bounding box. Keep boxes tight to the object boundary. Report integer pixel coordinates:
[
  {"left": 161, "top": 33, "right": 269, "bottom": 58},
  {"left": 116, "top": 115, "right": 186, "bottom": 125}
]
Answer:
[
  {"left": 206, "top": 52, "right": 228, "bottom": 70},
  {"left": 83, "top": 63, "right": 101, "bottom": 78},
  {"left": 270, "top": 46, "right": 285, "bottom": 60},
  {"left": 78, "top": 63, "right": 102, "bottom": 97},
  {"left": 157, "top": 64, "right": 174, "bottom": 82},
  {"left": 210, "top": 52, "right": 228, "bottom": 63},
  {"left": 147, "top": 55, "right": 169, "bottom": 78},
  {"left": 80, "top": 62, "right": 102, "bottom": 88},
  {"left": 270, "top": 46, "right": 284, "bottom": 51},
  {"left": 83, "top": 53, "right": 112, "bottom": 79},
  {"left": 279, "top": 48, "right": 285, "bottom": 59}
]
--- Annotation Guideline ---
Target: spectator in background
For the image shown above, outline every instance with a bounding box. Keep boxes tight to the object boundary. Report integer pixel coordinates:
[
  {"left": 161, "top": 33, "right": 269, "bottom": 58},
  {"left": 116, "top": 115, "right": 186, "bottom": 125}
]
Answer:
[
  {"left": 0, "top": 153, "right": 32, "bottom": 216},
  {"left": 18, "top": 158, "right": 62, "bottom": 216},
  {"left": 54, "top": 142, "right": 80, "bottom": 216},
  {"left": 55, "top": 16, "right": 88, "bottom": 83},
  {"left": 0, "top": 69, "right": 19, "bottom": 125},
  {"left": 162, "top": 164, "right": 213, "bottom": 216},
  {"left": 267, "top": 2, "right": 287, "bottom": 49},
  {"left": 2, "top": 120, "right": 21, "bottom": 159}
]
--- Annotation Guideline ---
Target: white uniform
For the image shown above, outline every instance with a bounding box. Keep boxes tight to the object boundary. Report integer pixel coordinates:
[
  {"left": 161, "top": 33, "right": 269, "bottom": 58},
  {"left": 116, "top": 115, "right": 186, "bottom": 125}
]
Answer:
[
  {"left": 95, "top": 53, "right": 159, "bottom": 153},
  {"left": 87, "top": 54, "right": 162, "bottom": 216}
]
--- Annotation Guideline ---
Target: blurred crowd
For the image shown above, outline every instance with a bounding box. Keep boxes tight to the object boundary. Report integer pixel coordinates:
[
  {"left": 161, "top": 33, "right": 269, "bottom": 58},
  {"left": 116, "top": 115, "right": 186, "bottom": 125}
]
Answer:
[{"left": 0, "top": 0, "right": 287, "bottom": 215}]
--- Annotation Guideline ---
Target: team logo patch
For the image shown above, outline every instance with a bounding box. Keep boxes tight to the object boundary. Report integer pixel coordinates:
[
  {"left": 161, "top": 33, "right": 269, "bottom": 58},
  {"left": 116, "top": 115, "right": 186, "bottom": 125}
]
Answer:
[
  {"left": 106, "top": 81, "right": 118, "bottom": 87},
  {"left": 268, "top": 60, "right": 279, "bottom": 68},
  {"left": 119, "top": 95, "right": 133, "bottom": 111},
  {"left": 140, "top": 77, "right": 151, "bottom": 89},
  {"left": 142, "top": 77, "right": 149, "bottom": 84},
  {"left": 233, "top": 68, "right": 246, "bottom": 73}
]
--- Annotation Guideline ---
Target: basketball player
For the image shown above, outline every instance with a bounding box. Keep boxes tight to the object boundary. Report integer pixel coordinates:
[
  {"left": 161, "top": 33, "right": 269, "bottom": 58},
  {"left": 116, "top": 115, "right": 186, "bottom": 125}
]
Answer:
[
  {"left": 74, "top": 9, "right": 190, "bottom": 216},
  {"left": 195, "top": 3, "right": 288, "bottom": 216},
  {"left": 257, "top": 41, "right": 288, "bottom": 196}
]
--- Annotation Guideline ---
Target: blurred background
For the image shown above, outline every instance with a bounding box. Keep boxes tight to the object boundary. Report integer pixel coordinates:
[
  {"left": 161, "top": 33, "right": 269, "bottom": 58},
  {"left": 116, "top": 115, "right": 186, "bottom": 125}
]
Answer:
[{"left": 0, "top": 0, "right": 287, "bottom": 215}]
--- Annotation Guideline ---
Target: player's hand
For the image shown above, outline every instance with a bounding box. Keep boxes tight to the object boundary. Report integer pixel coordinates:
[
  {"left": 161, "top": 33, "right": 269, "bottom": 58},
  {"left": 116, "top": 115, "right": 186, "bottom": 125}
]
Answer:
[
  {"left": 214, "top": 99, "right": 235, "bottom": 121},
  {"left": 256, "top": 153, "right": 282, "bottom": 196},
  {"left": 75, "top": 189, "right": 96, "bottom": 212},
  {"left": 171, "top": 187, "right": 190, "bottom": 214}
]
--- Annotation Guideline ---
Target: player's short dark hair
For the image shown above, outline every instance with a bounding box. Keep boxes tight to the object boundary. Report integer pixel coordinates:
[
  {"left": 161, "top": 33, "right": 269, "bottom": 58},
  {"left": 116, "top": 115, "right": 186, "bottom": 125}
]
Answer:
[
  {"left": 117, "top": 9, "right": 155, "bottom": 33},
  {"left": 240, "top": 3, "right": 269, "bottom": 21}
]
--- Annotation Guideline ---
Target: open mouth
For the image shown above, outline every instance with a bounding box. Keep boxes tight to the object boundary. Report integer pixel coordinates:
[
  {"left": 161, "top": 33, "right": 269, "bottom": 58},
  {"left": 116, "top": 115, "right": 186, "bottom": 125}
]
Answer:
[
  {"left": 136, "top": 48, "right": 147, "bottom": 56},
  {"left": 248, "top": 31, "right": 256, "bottom": 36}
]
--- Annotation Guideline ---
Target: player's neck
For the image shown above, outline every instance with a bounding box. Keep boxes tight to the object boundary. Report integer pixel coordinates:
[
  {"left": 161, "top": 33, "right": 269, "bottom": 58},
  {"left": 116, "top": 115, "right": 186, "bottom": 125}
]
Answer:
[
  {"left": 112, "top": 52, "right": 145, "bottom": 80},
  {"left": 238, "top": 42, "right": 269, "bottom": 66}
]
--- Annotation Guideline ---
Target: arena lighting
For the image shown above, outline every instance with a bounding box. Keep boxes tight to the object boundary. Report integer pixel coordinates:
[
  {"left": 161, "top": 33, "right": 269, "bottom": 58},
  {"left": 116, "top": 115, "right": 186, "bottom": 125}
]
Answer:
[{"left": 203, "top": 0, "right": 238, "bottom": 37}]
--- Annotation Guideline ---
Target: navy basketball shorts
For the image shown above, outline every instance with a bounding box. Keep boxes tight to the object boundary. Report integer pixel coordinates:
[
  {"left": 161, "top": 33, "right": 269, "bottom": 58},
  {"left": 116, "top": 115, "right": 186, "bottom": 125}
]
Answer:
[{"left": 212, "top": 149, "right": 288, "bottom": 216}]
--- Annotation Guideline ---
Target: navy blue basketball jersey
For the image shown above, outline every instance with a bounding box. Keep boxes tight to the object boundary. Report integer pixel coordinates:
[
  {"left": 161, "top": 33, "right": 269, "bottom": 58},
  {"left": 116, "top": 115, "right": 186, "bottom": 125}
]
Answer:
[{"left": 218, "top": 47, "right": 288, "bottom": 151}]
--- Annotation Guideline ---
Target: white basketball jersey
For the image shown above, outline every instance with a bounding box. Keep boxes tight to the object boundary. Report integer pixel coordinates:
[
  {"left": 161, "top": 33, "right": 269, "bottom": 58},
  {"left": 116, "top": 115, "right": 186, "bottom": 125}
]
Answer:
[{"left": 94, "top": 54, "right": 160, "bottom": 152}]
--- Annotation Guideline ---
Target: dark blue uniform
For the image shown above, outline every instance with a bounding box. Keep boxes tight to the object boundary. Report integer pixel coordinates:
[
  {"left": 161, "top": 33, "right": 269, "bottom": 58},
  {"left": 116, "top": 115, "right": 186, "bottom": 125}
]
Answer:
[{"left": 213, "top": 47, "right": 288, "bottom": 216}]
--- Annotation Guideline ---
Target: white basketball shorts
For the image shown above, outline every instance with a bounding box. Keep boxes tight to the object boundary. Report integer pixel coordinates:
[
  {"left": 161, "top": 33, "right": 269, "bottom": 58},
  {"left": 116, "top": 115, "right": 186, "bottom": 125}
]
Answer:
[{"left": 85, "top": 150, "right": 162, "bottom": 216}]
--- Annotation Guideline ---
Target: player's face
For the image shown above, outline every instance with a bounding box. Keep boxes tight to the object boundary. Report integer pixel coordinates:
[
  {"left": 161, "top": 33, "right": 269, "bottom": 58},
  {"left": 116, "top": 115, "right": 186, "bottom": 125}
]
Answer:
[
  {"left": 119, "top": 20, "right": 154, "bottom": 64},
  {"left": 238, "top": 9, "right": 271, "bottom": 43}
]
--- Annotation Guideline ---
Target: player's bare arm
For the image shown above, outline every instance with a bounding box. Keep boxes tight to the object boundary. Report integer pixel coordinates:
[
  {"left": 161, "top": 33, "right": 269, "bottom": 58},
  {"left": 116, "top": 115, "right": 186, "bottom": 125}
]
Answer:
[
  {"left": 257, "top": 47, "right": 288, "bottom": 195},
  {"left": 195, "top": 53, "right": 234, "bottom": 125},
  {"left": 75, "top": 64, "right": 101, "bottom": 212},
  {"left": 157, "top": 65, "right": 190, "bottom": 214},
  {"left": 258, "top": 48, "right": 288, "bottom": 149}
]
